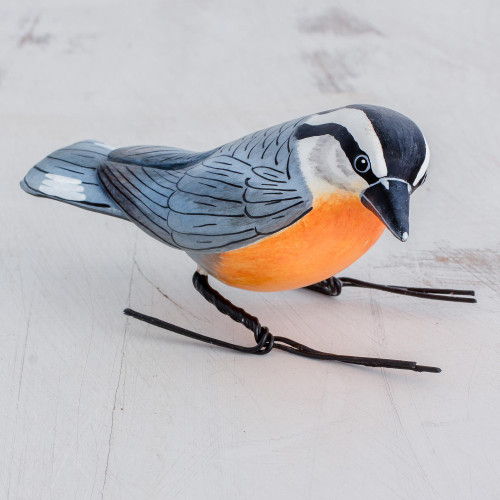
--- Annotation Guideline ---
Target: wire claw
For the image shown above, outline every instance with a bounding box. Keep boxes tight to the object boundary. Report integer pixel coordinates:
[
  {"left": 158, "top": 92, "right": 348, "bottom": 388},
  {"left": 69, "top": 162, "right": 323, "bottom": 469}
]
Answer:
[
  {"left": 124, "top": 308, "right": 274, "bottom": 354},
  {"left": 305, "top": 277, "right": 343, "bottom": 296}
]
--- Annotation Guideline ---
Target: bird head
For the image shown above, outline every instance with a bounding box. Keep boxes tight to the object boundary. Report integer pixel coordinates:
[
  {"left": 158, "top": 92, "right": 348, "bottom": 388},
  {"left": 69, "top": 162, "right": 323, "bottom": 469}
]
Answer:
[{"left": 295, "top": 104, "right": 430, "bottom": 241}]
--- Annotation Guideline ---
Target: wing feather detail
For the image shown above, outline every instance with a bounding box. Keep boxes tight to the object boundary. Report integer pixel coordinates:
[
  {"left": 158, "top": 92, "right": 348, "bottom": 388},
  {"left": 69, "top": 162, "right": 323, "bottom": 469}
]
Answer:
[{"left": 98, "top": 117, "right": 313, "bottom": 252}]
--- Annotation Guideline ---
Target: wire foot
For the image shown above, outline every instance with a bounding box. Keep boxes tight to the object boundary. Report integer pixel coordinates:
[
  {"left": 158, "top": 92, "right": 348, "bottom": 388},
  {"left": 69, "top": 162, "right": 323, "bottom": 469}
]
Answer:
[
  {"left": 124, "top": 272, "right": 442, "bottom": 374},
  {"left": 305, "top": 276, "right": 477, "bottom": 303}
]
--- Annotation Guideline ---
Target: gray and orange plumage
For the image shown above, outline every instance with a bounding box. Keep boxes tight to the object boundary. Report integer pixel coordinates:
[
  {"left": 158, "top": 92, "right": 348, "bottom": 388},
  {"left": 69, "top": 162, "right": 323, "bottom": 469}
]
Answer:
[{"left": 20, "top": 104, "right": 429, "bottom": 292}]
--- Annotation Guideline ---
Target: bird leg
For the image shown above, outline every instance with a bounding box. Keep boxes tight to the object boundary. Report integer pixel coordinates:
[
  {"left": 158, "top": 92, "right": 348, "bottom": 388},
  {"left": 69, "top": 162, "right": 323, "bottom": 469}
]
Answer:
[
  {"left": 124, "top": 271, "right": 442, "bottom": 373},
  {"left": 305, "top": 276, "right": 477, "bottom": 303}
]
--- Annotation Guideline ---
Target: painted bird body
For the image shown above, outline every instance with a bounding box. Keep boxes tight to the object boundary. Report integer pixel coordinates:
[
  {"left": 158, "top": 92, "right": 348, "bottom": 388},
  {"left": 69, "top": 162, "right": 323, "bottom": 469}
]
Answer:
[
  {"left": 22, "top": 104, "right": 479, "bottom": 373},
  {"left": 21, "top": 104, "right": 429, "bottom": 292}
]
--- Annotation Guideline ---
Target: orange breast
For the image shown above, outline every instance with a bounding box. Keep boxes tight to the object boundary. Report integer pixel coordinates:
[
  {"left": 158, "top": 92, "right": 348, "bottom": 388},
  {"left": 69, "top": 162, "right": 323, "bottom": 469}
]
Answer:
[{"left": 193, "top": 192, "right": 385, "bottom": 291}]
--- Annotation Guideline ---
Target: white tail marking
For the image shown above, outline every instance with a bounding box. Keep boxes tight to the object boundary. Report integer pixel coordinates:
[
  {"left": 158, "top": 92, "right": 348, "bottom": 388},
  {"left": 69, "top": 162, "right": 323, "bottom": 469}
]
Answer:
[{"left": 39, "top": 174, "right": 86, "bottom": 201}]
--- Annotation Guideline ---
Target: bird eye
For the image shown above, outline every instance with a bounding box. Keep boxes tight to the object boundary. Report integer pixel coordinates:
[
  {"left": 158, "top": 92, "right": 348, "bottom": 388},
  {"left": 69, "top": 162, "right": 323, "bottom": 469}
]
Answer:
[{"left": 353, "top": 155, "right": 370, "bottom": 173}]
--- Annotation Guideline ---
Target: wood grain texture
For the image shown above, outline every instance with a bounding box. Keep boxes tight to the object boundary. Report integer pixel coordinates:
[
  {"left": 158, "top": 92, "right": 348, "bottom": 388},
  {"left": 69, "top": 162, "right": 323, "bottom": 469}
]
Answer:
[{"left": 1, "top": 0, "right": 499, "bottom": 498}]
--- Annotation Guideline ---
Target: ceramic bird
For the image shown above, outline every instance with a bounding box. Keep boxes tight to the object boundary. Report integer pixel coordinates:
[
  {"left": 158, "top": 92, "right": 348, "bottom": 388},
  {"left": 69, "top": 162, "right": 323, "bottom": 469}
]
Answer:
[{"left": 20, "top": 104, "right": 475, "bottom": 373}]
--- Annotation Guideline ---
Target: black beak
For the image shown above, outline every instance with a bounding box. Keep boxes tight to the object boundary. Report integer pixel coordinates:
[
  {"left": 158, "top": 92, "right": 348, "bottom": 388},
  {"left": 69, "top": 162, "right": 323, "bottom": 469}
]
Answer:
[{"left": 361, "top": 179, "right": 410, "bottom": 242}]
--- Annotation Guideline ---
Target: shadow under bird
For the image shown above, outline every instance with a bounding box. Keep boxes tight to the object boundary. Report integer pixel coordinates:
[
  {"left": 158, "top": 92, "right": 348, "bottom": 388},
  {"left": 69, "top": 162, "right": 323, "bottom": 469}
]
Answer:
[{"left": 20, "top": 104, "right": 476, "bottom": 373}]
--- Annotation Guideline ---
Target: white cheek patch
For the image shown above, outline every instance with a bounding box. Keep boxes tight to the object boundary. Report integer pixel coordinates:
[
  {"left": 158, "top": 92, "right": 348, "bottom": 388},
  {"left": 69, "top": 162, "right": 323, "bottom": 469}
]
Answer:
[
  {"left": 306, "top": 108, "right": 388, "bottom": 178},
  {"left": 297, "top": 135, "right": 367, "bottom": 195},
  {"left": 39, "top": 174, "right": 86, "bottom": 201},
  {"left": 413, "top": 137, "right": 430, "bottom": 186},
  {"left": 296, "top": 136, "right": 325, "bottom": 192}
]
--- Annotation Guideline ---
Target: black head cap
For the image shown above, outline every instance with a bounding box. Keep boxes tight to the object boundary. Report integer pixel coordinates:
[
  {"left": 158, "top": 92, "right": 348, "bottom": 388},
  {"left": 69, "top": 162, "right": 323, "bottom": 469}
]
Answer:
[{"left": 347, "top": 104, "right": 427, "bottom": 186}]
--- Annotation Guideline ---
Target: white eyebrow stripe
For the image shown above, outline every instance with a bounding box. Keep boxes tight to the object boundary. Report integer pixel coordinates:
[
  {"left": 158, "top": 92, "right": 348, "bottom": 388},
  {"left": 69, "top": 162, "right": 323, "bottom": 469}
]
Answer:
[
  {"left": 306, "top": 108, "right": 388, "bottom": 178},
  {"left": 413, "top": 137, "right": 430, "bottom": 186}
]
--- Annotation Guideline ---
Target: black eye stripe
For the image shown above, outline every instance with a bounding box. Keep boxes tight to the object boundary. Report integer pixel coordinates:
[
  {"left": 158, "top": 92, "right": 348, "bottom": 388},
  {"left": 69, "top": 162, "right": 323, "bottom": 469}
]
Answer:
[
  {"left": 296, "top": 123, "right": 361, "bottom": 163},
  {"left": 296, "top": 123, "right": 378, "bottom": 184}
]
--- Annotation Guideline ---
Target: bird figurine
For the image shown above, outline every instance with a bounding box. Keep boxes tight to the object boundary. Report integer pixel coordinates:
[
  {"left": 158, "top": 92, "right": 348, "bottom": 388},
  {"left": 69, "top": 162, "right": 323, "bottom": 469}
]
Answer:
[{"left": 20, "top": 104, "right": 476, "bottom": 373}]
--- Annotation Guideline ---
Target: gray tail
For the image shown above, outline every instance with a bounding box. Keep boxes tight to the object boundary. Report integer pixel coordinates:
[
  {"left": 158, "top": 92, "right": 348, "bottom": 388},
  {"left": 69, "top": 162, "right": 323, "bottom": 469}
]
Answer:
[{"left": 20, "top": 140, "right": 126, "bottom": 219}]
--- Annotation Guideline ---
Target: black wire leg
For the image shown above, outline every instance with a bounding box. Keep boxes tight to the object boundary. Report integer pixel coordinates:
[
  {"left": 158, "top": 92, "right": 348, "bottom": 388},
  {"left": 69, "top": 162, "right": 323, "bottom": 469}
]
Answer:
[
  {"left": 124, "top": 272, "right": 442, "bottom": 374},
  {"left": 305, "top": 276, "right": 477, "bottom": 303}
]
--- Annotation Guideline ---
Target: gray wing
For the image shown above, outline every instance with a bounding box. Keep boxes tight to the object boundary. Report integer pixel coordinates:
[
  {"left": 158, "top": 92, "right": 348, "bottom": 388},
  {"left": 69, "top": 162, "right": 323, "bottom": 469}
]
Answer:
[
  {"left": 97, "top": 116, "right": 313, "bottom": 253},
  {"left": 107, "top": 145, "right": 215, "bottom": 169}
]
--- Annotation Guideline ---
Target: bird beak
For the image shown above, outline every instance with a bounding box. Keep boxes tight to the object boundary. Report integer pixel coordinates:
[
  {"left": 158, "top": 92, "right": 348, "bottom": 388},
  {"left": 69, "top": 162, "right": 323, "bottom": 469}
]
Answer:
[{"left": 360, "top": 179, "right": 410, "bottom": 242}]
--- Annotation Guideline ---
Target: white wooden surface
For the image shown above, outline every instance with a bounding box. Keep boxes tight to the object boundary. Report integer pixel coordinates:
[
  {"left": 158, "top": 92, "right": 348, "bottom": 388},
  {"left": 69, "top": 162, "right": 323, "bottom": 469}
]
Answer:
[{"left": 1, "top": 0, "right": 500, "bottom": 498}]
